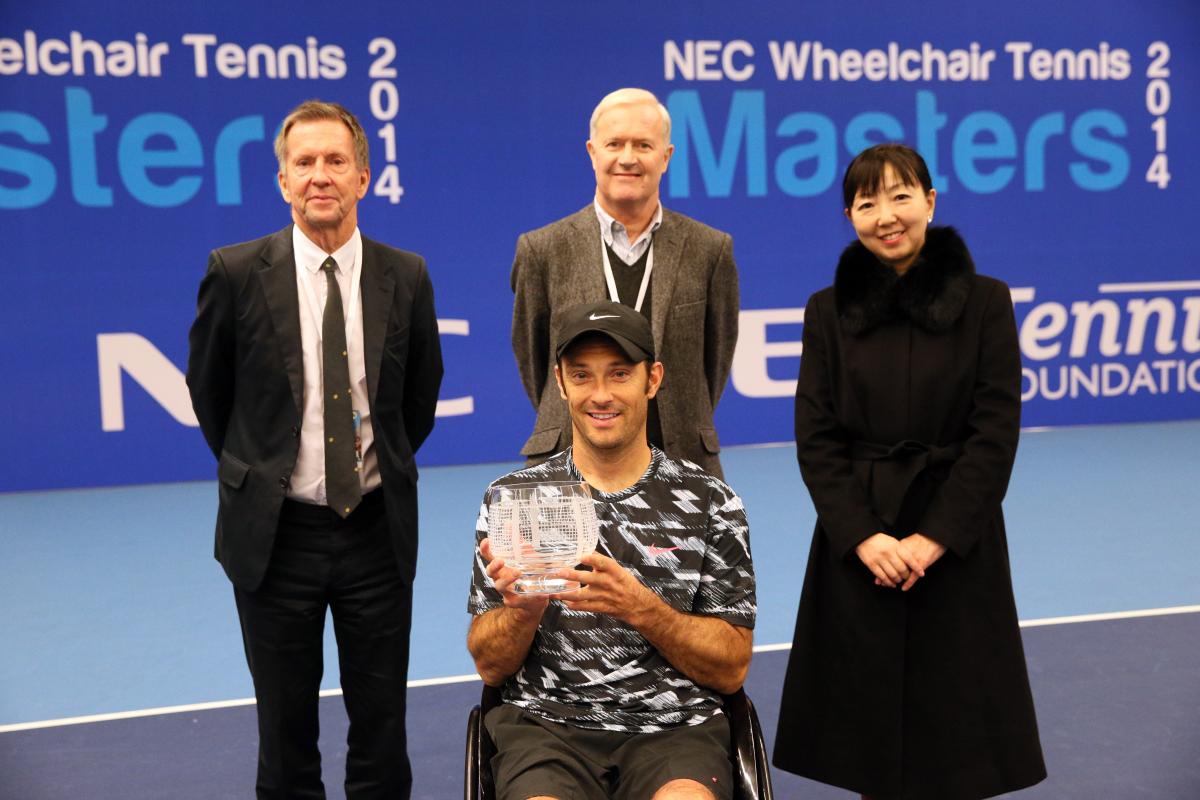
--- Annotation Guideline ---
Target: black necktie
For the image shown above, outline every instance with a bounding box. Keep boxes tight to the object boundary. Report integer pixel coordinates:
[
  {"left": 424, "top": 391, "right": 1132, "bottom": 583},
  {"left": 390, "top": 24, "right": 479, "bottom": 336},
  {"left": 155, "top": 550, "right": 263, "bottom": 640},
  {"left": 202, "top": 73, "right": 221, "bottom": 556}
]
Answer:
[{"left": 321, "top": 256, "right": 361, "bottom": 518}]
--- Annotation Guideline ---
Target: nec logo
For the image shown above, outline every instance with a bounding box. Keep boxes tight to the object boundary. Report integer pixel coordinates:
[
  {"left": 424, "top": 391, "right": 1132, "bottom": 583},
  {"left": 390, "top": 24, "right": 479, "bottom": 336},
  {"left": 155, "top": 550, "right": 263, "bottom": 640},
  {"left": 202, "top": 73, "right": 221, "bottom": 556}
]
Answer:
[{"left": 96, "top": 320, "right": 475, "bottom": 432}]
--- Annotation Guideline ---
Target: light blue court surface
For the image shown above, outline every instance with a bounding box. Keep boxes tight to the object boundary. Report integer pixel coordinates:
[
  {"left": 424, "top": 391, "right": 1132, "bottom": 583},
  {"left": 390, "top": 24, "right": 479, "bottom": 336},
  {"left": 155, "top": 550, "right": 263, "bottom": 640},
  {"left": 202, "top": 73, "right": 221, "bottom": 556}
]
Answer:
[{"left": 2, "top": 420, "right": 1198, "bottom": 726}]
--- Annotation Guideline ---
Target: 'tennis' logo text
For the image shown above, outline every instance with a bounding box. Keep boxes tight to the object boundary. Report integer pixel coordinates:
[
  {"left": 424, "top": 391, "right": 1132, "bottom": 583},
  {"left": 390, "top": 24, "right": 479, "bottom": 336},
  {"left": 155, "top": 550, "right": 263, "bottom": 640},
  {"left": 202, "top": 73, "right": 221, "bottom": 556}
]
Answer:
[{"left": 1013, "top": 284, "right": 1200, "bottom": 401}]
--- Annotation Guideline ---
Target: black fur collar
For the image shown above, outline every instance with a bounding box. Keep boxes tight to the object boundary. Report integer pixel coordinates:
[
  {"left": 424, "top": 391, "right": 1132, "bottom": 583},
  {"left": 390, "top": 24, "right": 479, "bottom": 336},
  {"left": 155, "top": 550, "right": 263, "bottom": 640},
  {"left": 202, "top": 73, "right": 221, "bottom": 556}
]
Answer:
[{"left": 834, "top": 226, "right": 975, "bottom": 335}]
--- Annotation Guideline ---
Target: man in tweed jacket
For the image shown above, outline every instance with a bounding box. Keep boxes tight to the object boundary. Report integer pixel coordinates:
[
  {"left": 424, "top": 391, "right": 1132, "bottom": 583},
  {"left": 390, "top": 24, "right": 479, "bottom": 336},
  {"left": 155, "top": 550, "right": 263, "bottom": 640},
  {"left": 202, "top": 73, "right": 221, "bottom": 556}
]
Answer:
[{"left": 511, "top": 88, "right": 739, "bottom": 479}]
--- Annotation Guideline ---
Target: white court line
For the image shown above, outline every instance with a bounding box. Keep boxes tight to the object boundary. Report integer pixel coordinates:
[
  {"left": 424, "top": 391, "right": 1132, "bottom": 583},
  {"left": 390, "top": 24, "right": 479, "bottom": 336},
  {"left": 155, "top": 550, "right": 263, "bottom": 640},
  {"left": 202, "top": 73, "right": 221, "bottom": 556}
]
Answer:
[
  {"left": 0, "top": 674, "right": 486, "bottom": 734},
  {"left": 3, "top": 604, "right": 1198, "bottom": 735},
  {"left": 408, "top": 672, "right": 483, "bottom": 688},
  {"left": 1016, "top": 604, "right": 1200, "bottom": 628},
  {"left": 1098, "top": 280, "right": 1200, "bottom": 293},
  {"left": 746, "top": 605, "right": 1200, "bottom": 653}
]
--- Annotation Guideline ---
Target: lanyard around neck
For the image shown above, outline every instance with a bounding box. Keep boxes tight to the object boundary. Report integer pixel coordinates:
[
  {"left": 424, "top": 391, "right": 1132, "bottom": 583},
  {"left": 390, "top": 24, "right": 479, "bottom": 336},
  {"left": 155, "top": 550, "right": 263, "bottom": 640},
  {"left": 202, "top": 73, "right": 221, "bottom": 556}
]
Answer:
[{"left": 600, "top": 238, "right": 654, "bottom": 314}]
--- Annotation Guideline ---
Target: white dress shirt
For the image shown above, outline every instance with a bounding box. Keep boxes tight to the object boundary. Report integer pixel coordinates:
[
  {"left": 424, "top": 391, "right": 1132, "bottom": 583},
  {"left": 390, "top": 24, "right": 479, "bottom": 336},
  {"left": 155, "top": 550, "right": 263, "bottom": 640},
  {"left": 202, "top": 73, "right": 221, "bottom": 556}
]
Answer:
[
  {"left": 594, "top": 198, "right": 663, "bottom": 265},
  {"left": 287, "top": 225, "right": 380, "bottom": 505}
]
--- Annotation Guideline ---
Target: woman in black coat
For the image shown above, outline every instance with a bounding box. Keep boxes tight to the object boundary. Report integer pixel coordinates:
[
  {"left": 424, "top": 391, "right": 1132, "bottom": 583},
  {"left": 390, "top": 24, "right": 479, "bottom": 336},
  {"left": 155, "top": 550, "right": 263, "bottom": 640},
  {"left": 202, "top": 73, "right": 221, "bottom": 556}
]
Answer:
[{"left": 772, "top": 144, "right": 1046, "bottom": 799}]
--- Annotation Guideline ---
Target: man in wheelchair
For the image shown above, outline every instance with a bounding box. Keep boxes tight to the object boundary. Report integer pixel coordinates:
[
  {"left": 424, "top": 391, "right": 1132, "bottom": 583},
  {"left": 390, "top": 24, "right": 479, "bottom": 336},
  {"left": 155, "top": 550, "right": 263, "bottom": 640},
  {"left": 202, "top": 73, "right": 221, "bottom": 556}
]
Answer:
[{"left": 468, "top": 302, "right": 757, "bottom": 800}]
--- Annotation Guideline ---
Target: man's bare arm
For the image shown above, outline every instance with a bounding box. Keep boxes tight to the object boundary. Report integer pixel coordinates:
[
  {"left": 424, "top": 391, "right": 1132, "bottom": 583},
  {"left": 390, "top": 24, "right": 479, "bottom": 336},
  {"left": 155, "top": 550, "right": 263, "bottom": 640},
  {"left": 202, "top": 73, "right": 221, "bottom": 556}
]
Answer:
[
  {"left": 558, "top": 553, "right": 752, "bottom": 694},
  {"left": 466, "top": 538, "right": 549, "bottom": 686}
]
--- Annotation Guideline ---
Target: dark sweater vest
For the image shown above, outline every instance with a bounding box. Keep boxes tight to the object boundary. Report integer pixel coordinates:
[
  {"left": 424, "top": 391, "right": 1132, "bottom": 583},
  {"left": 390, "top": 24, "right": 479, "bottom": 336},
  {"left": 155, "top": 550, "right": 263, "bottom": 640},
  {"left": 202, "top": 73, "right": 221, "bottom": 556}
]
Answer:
[{"left": 604, "top": 242, "right": 664, "bottom": 449}]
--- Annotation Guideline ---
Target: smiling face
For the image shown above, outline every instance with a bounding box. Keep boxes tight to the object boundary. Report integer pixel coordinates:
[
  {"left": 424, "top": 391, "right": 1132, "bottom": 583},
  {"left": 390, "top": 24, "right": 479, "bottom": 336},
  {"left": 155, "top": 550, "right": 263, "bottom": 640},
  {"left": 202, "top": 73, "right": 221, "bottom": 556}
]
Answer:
[
  {"left": 586, "top": 101, "right": 673, "bottom": 218},
  {"left": 277, "top": 119, "right": 370, "bottom": 249},
  {"left": 555, "top": 336, "right": 663, "bottom": 458},
  {"left": 845, "top": 162, "right": 937, "bottom": 275}
]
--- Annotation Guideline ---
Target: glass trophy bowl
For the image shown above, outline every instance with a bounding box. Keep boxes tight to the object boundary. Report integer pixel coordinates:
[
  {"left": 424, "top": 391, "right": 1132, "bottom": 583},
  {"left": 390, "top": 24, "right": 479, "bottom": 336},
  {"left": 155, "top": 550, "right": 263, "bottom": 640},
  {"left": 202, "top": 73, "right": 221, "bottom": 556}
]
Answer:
[{"left": 486, "top": 481, "right": 600, "bottom": 594}]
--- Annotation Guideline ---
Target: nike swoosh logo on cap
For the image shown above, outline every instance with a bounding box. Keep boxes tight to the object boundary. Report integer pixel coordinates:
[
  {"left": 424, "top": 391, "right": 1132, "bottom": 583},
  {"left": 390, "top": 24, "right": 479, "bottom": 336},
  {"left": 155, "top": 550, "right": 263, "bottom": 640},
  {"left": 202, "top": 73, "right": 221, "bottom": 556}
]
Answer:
[{"left": 589, "top": 313, "right": 620, "bottom": 320}]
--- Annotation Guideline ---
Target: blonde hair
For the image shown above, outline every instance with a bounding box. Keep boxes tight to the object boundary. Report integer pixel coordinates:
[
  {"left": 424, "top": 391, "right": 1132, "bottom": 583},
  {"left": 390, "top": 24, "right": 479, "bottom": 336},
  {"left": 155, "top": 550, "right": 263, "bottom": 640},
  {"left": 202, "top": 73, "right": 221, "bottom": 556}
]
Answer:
[{"left": 589, "top": 88, "right": 671, "bottom": 144}]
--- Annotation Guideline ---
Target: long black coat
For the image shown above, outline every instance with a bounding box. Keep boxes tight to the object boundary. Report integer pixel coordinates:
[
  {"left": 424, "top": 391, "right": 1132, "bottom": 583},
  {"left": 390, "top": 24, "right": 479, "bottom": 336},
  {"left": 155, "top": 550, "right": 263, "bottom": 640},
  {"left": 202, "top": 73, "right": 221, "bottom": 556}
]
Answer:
[{"left": 772, "top": 228, "right": 1046, "bottom": 799}]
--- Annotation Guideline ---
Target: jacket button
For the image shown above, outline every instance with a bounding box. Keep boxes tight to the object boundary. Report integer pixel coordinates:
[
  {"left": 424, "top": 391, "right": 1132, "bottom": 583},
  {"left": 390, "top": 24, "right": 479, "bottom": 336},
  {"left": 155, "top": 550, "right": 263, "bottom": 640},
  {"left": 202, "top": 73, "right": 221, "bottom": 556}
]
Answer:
[
  {"left": 290, "top": 426, "right": 300, "bottom": 437},
  {"left": 279, "top": 476, "right": 289, "bottom": 489}
]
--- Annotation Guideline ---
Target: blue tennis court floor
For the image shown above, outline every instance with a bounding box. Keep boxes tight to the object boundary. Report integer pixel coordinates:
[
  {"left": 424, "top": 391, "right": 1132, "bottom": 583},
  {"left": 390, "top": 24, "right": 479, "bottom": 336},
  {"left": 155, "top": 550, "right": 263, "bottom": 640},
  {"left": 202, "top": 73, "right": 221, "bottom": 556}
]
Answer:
[{"left": 2, "top": 420, "right": 1198, "bottom": 796}]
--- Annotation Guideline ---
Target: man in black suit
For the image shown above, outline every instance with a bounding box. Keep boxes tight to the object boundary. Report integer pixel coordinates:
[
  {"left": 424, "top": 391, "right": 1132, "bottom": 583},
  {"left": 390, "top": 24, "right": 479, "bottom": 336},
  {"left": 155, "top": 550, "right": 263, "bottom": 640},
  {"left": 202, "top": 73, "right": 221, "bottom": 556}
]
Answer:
[{"left": 187, "top": 100, "right": 443, "bottom": 799}]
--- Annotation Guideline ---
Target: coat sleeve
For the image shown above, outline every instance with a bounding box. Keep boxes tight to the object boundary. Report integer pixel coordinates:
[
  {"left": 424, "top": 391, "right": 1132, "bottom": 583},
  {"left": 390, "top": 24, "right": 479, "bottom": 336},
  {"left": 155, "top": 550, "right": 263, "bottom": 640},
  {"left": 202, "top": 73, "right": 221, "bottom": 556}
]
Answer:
[
  {"left": 402, "top": 258, "right": 444, "bottom": 455},
  {"left": 794, "top": 291, "right": 885, "bottom": 558},
  {"left": 918, "top": 280, "right": 1021, "bottom": 557},
  {"left": 704, "top": 232, "right": 740, "bottom": 410},
  {"left": 510, "top": 233, "right": 551, "bottom": 410},
  {"left": 186, "top": 250, "right": 236, "bottom": 460}
]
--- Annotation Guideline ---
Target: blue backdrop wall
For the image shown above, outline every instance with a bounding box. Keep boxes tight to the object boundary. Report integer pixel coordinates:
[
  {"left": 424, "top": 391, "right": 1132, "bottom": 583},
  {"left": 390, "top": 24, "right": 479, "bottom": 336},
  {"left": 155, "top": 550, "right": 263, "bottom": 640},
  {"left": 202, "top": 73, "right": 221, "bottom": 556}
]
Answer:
[{"left": 2, "top": 1, "right": 1197, "bottom": 492}]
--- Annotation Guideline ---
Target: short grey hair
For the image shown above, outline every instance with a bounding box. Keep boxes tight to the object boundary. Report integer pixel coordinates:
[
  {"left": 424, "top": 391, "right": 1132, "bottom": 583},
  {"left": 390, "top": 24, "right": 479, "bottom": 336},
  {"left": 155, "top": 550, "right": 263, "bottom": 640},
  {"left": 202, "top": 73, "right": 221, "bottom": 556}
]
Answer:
[
  {"left": 274, "top": 100, "right": 369, "bottom": 172},
  {"left": 588, "top": 88, "right": 671, "bottom": 144}
]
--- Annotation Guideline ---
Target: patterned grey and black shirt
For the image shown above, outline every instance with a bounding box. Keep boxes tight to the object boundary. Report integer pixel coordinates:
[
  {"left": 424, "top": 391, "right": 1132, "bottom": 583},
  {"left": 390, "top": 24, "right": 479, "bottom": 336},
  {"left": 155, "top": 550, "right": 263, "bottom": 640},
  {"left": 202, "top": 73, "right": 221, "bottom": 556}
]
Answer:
[{"left": 468, "top": 447, "right": 756, "bottom": 733}]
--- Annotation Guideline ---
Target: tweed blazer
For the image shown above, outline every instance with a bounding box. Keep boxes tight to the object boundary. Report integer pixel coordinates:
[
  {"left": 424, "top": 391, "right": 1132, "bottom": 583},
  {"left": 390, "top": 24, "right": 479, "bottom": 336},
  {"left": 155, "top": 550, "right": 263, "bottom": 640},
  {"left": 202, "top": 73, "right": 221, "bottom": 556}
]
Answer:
[{"left": 511, "top": 206, "right": 738, "bottom": 478}]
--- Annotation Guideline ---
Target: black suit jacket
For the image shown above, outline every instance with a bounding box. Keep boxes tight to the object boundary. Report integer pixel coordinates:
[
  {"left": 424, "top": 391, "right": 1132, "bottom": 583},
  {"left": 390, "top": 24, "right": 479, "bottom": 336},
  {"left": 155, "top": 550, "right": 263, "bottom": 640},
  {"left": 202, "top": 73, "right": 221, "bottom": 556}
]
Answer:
[{"left": 187, "top": 225, "right": 443, "bottom": 591}]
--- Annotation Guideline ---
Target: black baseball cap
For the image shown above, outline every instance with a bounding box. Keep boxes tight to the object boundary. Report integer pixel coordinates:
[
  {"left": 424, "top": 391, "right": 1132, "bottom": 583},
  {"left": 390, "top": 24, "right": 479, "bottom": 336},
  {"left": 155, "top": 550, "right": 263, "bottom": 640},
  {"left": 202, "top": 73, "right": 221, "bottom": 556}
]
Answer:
[{"left": 554, "top": 301, "right": 655, "bottom": 363}]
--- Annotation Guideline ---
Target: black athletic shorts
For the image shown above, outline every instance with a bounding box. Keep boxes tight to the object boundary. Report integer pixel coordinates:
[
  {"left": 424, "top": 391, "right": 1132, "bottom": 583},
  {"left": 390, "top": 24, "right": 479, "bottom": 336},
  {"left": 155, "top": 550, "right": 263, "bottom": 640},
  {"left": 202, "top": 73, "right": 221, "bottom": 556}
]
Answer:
[{"left": 484, "top": 704, "right": 733, "bottom": 800}]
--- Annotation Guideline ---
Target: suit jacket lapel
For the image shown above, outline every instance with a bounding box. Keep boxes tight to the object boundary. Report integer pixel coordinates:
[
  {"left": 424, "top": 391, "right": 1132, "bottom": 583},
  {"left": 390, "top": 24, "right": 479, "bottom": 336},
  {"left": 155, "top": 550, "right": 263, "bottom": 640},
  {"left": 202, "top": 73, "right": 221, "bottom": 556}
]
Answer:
[
  {"left": 259, "top": 226, "right": 304, "bottom": 415},
  {"left": 566, "top": 207, "right": 606, "bottom": 305},
  {"left": 359, "top": 237, "right": 394, "bottom": 411},
  {"left": 648, "top": 210, "right": 684, "bottom": 355}
]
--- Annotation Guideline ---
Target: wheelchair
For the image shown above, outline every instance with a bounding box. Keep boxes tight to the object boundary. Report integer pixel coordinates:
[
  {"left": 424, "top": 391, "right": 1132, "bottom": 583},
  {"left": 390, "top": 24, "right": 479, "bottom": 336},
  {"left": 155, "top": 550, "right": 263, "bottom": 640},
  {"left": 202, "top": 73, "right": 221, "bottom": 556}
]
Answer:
[{"left": 464, "top": 683, "right": 774, "bottom": 800}]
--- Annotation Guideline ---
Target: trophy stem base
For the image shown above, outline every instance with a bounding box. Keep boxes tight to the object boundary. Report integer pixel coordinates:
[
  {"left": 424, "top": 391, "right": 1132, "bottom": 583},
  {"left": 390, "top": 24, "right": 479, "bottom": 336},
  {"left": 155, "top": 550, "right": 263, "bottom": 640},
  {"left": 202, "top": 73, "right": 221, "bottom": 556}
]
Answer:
[{"left": 513, "top": 576, "right": 580, "bottom": 595}]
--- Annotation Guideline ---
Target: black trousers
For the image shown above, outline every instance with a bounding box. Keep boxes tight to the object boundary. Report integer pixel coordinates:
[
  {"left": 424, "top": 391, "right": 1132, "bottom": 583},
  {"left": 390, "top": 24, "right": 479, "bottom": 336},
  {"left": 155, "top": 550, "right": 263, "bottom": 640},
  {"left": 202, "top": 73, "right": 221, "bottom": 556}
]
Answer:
[{"left": 234, "top": 490, "right": 413, "bottom": 799}]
